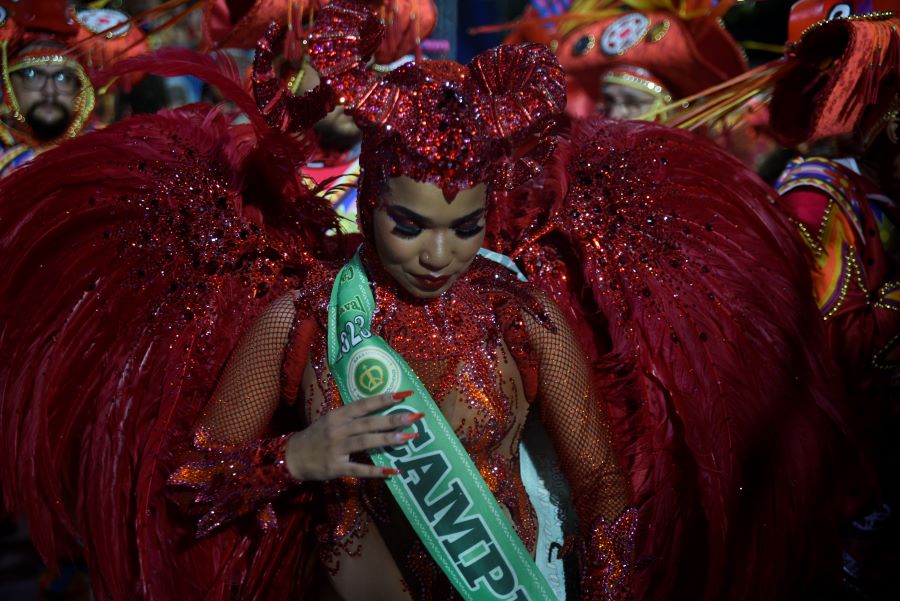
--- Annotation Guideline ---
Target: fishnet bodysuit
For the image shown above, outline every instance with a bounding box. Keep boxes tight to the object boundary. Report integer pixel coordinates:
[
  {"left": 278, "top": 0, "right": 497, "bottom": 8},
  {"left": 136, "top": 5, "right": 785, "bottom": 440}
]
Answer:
[
  {"left": 188, "top": 258, "right": 631, "bottom": 600},
  {"left": 201, "top": 292, "right": 299, "bottom": 443}
]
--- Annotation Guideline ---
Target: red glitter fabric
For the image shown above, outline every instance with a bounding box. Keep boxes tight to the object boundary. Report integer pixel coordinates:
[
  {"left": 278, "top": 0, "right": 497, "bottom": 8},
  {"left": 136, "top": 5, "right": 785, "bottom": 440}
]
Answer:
[
  {"left": 307, "top": 0, "right": 566, "bottom": 200},
  {"left": 166, "top": 246, "right": 629, "bottom": 600},
  {"left": 0, "top": 58, "right": 334, "bottom": 599},
  {"left": 169, "top": 428, "right": 302, "bottom": 537},
  {"left": 201, "top": 0, "right": 437, "bottom": 65},
  {"left": 252, "top": 23, "right": 335, "bottom": 134},
  {"left": 0, "top": 4, "right": 856, "bottom": 601},
  {"left": 491, "top": 115, "right": 856, "bottom": 601}
]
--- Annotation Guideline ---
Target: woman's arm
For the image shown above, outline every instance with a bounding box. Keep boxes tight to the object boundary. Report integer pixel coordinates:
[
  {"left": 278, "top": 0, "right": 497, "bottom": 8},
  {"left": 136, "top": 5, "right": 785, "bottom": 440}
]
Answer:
[
  {"left": 169, "top": 292, "right": 306, "bottom": 535},
  {"left": 170, "top": 292, "right": 422, "bottom": 536},
  {"left": 200, "top": 292, "right": 299, "bottom": 442},
  {"left": 522, "top": 293, "right": 637, "bottom": 600}
]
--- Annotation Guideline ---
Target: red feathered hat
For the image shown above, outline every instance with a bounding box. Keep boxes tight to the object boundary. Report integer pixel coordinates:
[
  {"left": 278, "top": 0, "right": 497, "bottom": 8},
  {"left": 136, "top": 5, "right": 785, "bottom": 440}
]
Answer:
[
  {"left": 203, "top": 0, "right": 437, "bottom": 65},
  {"left": 0, "top": 0, "right": 79, "bottom": 38},
  {"left": 307, "top": 1, "right": 565, "bottom": 197},
  {"left": 0, "top": 0, "right": 146, "bottom": 67},
  {"left": 546, "top": 0, "right": 747, "bottom": 117},
  {"left": 769, "top": 3, "right": 900, "bottom": 147},
  {"left": 69, "top": 7, "right": 149, "bottom": 77},
  {"left": 293, "top": 0, "right": 565, "bottom": 241}
]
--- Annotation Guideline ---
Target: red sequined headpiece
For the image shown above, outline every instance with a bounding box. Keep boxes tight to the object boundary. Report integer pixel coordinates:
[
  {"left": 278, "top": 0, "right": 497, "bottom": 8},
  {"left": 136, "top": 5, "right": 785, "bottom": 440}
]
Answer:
[
  {"left": 204, "top": 0, "right": 436, "bottom": 65},
  {"left": 306, "top": 0, "right": 566, "bottom": 199}
]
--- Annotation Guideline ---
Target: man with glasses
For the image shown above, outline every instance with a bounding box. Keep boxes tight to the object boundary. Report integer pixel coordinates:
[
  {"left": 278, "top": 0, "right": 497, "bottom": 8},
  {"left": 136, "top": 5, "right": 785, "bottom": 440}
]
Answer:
[
  {"left": 9, "top": 61, "right": 82, "bottom": 141},
  {"left": 0, "top": 1, "right": 96, "bottom": 177},
  {"left": 0, "top": 1, "right": 145, "bottom": 178},
  {"left": 2, "top": 43, "right": 94, "bottom": 172}
]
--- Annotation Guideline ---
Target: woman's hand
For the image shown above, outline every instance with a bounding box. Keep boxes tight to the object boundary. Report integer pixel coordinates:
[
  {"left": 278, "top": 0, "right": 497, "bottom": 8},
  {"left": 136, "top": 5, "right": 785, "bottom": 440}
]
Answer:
[{"left": 285, "top": 391, "right": 422, "bottom": 480}]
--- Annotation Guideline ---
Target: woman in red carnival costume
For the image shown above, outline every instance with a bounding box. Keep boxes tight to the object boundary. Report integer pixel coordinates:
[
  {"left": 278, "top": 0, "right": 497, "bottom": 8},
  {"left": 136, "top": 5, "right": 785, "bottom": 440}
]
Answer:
[
  {"left": 0, "top": 1, "right": 853, "bottom": 600},
  {"left": 179, "top": 4, "right": 636, "bottom": 600}
]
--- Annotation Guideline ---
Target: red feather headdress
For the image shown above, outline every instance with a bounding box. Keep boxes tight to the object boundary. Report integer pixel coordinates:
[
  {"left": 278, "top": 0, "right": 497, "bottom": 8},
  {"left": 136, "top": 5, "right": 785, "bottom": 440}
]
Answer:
[{"left": 305, "top": 0, "right": 567, "bottom": 204}]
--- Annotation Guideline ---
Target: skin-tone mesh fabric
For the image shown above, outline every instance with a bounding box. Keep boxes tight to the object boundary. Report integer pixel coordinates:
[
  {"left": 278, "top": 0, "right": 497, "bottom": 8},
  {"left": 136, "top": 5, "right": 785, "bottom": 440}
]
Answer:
[
  {"left": 524, "top": 294, "right": 631, "bottom": 527},
  {"left": 182, "top": 266, "right": 632, "bottom": 598},
  {"left": 200, "top": 292, "right": 298, "bottom": 443}
]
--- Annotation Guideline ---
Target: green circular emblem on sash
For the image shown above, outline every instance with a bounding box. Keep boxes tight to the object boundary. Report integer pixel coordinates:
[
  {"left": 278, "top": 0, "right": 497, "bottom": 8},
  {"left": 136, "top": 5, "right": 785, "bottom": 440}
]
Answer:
[
  {"left": 347, "top": 347, "right": 401, "bottom": 398},
  {"left": 355, "top": 358, "right": 387, "bottom": 394}
]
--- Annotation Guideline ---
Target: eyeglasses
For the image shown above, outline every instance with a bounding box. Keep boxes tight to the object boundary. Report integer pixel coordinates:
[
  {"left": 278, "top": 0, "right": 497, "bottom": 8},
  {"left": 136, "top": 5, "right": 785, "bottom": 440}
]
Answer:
[{"left": 11, "top": 67, "right": 80, "bottom": 94}]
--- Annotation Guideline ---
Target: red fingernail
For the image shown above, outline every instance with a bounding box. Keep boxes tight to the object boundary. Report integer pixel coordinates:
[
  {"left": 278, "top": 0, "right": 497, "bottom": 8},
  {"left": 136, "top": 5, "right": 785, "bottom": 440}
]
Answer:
[
  {"left": 392, "top": 390, "right": 413, "bottom": 401},
  {"left": 382, "top": 467, "right": 400, "bottom": 476},
  {"left": 404, "top": 412, "right": 426, "bottom": 424},
  {"left": 398, "top": 432, "right": 419, "bottom": 442}
]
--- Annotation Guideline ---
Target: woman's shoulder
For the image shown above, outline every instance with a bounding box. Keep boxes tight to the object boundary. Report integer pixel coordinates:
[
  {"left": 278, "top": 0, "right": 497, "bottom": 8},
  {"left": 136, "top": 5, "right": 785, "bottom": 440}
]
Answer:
[
  {"left": 467, "top": 255, "right": 559, "bottom": 330},
  {"left": 289, "top": 261, "right": 342, "bottom": 325},
  {"left": 246, "top": 261, "right": 339, "bottom": 341}
]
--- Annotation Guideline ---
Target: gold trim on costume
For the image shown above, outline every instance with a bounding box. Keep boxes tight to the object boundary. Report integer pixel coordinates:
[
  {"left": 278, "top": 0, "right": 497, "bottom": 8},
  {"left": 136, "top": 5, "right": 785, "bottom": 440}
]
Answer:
[
  {"left": 572, "top": 34, "right": 596, "bottom": 56},
  {"left": 796, "top": 11, "right": 896, "bottom": 41},
  {"left": 648, "top": 19, "right": 670, "bottom": 42},
  {"left": 0, "top": 144, "right": 31, "bottom": 174}
]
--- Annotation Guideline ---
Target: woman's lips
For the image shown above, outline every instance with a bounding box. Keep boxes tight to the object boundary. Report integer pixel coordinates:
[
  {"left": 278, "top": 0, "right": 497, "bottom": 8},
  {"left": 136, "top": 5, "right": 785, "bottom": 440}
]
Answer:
[{"left": 411, "top": 273, "right": 451, "bottom": 291}]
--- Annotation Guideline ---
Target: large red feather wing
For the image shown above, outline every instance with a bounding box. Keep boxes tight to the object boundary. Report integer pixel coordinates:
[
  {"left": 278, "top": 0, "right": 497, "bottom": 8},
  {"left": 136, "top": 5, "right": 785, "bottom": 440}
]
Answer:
[
  {"left": 500, "top": 117, "right": 855, "bottom": 601},
  {"left": 0, "top": 100, "right": 335, "bottom": 600}
]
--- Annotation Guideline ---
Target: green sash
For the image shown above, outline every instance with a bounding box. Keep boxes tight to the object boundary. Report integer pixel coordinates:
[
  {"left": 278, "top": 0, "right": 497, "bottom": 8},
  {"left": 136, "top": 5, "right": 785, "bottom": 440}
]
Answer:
[{"left": 327, "top": 251, "right": 556, "bottom": 601}]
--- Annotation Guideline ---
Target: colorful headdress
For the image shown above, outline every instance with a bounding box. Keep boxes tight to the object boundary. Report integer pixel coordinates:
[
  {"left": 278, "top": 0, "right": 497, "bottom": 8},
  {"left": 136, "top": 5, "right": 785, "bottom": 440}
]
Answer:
[
  {"left": 0, "top": 5, "right": 18, "bottom": 48},
  {"left": 203, "top": 0, "right": 437, "bottom": 65},
  {"left": 0, "top": 0, "right": 147, "bottom": 144},
  {"left": 786, "top": 0, "right": 897, "bottom": 42},
  {"left": 658, "top": 0, "right": 900, "bottom": 142},
  {"left": 302, "top": 0, "right": 566, "bottom": 203},
  {"left": 768, "top": 1, "right": 900, "bottom": 147},
  {"left": 514, "top": 0, "right": 747, "bottom": 117},
  {"left": 600, "top": 64, "right": 672, "bottom": 113}
]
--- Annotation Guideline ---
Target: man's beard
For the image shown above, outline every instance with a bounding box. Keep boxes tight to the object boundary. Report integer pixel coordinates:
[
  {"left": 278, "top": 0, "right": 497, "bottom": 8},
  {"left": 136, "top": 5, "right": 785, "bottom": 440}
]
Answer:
[{"left": 25, "top": 102, "right": 72, "bottom": 142}]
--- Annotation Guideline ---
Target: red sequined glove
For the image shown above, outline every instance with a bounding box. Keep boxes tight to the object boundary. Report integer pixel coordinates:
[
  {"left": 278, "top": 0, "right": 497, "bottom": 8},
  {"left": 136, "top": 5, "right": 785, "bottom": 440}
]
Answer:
[
  {"left": 579, "top": 507, "right": 639, "bottom": 601},
  {"left": 169, "top": 428, "right": 306, "bottom": 537}
]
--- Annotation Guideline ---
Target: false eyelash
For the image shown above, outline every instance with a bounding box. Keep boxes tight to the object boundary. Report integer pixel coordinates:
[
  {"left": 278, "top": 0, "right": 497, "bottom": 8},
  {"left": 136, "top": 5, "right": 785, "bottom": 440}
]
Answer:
[
  {"left": 391, "top": 224, "right": 422, "bottom": 238},
  {"left": 454, "top": 225, "right": 484, "bottom": 239}
]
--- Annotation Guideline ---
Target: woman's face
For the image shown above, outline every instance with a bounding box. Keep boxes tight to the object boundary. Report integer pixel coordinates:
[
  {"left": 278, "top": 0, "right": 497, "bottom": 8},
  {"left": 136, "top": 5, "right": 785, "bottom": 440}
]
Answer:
[
  {"left": 372, "top": 176, "right": 487, "bottom": 299},
  {"left": 600, "top": 82, "right": 659, "bottom": 121}
]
